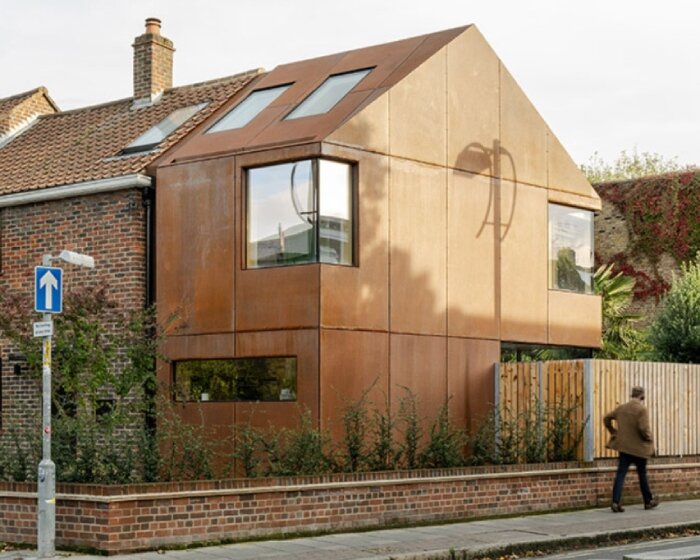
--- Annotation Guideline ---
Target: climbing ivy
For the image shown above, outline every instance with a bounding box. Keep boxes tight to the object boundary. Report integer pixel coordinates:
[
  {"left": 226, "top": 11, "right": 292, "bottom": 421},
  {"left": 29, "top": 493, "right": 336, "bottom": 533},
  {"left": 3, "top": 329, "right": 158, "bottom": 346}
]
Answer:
[{"left": 597, "top": 170, "right": 700, "bottom": 301}]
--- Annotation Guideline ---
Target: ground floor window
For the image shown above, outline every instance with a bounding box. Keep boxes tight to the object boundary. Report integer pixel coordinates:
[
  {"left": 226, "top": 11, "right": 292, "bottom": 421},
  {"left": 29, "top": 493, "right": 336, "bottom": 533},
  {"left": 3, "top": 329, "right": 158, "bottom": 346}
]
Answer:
[
  {"left": 173, "top": 357, "right": 297, "bottom": 402},
  {"left": 501, "top": 343, "right": 593, "bottom": 362}
]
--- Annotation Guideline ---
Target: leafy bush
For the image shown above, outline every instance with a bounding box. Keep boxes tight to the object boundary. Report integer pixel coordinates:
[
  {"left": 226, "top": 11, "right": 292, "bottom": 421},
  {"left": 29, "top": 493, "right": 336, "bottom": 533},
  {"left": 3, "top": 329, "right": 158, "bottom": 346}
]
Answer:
[
  {"left": 649, "top": 256, "right": 700, "bottom": 362},
  {"left": 0, "top": 285, "right": 170, "bottom": 484},
  {"left": 419, "top": 403, "right": 467, "bottom": 469},
  {"left": 262, "top": 408, "right": 336, "bottom": 476},
  {"left": 468, "top": 400, "right": 587, "bottom": 466},
  {"left": 397, "top": 388, "right": 422, "bottom": 470}
]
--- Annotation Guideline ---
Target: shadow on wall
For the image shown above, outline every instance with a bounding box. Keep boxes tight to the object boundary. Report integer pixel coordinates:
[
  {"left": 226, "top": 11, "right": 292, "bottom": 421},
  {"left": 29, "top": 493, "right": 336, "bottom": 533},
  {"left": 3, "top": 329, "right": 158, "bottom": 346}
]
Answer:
[{"left": 315, "top": 118, "right": 522, "bottom": 438}]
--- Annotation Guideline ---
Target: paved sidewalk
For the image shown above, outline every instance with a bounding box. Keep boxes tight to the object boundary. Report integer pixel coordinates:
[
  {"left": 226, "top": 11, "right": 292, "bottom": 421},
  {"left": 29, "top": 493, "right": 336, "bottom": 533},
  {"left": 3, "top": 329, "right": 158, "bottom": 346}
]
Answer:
[{"left": 3, "top": 499, "right": 700, "bottom": 560}]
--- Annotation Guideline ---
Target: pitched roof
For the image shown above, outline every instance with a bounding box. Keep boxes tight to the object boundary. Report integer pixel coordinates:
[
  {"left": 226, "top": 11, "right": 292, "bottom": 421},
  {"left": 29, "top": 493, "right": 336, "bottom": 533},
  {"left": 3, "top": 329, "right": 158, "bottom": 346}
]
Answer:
[
  {"left": 0, "top": 87, "right": 59, "bottom": 138},
  {"left": 0, "top": 72, "right": 260, "bottom": 195},
  {"left": 165, "top": 26, "right": 469, "bottom": 164}
]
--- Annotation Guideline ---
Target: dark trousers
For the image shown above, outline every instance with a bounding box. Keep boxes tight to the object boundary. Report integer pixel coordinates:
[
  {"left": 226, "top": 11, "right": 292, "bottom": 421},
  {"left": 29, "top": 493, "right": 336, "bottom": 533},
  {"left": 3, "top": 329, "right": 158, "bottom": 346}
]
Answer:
[{"left": 612, "top": 451, "right": 653, "bottom": 504}]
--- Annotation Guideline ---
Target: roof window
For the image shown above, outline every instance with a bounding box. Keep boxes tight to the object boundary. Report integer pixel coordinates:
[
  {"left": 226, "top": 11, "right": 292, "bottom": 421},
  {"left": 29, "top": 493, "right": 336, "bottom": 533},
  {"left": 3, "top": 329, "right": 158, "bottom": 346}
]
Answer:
[
  {"left": 207, "top": 85, "right": 290, "bottom": 133},
  {"left": 285, "top": 68, "right": 372, "bottom": 120},
  {"left": 121, "top": 103, "right": 207, "bottom": 154}
]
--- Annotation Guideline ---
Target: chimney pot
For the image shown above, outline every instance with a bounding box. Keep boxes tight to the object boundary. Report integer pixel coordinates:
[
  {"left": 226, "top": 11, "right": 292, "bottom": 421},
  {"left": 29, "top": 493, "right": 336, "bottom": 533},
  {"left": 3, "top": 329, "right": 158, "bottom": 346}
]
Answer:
[{"left": 144, "top": 17, "right": 161, "bottom": 35}]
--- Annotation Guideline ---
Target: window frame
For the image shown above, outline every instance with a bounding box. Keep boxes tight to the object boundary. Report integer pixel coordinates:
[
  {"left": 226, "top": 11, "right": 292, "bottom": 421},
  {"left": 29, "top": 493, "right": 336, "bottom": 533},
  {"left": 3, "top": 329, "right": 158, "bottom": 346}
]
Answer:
[
  {"left": 172, "top": 356, "right": 298, "bottom": 403},
  {"left": 243, "top": 157, "right": 358, "bottom": 270},
  {"left": 284, "top": 68, "right": 373, "bottom": 120},
  {"left": 206, "top": 83, "right": 292, "bottom": 134},
  {"left": 120, "top": 102, "right": 208, "bottom": 155},
  {"left": 548, "top": 203, "right": 595, "bottom": 294}
]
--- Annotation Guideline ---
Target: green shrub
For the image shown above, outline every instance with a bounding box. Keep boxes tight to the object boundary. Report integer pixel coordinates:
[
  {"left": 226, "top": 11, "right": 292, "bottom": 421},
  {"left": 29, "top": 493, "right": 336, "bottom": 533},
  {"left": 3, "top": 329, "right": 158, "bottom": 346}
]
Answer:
[
  {"left": 468, "top": 399, "right": 587, "bottom": 466},
  {"left": 230, "top": 422, "right": 263, "bottom": 478},
  {"left": 157, "top": 401, "right": 215, "bottom": 481},
  {"left": 649, "top": 256, "right": 700, "bottom": 362},
  {"left": 341, "top": 392, "right": 371, "bottom": 472},
  {"left": 263, "top": 408, "right": 336, "bottom": 476},
  {"left": 365, "top": 397, "right": 401, "bottom": 471},
  {"left": 419, "top": 402, "right": 467, "bottom": 469},
  {"left": 546, "top": 399, "right": 586, "bottom": 462},
  {"left": 397, "top": 388, "right": 422, "bottom": 470}
]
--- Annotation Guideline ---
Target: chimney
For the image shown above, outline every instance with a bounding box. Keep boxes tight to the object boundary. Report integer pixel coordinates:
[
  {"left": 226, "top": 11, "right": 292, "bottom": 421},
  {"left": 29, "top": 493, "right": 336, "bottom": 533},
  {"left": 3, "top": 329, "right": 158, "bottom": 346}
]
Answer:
[{"left": 132, "top": 18, "right": 174, "bottom": 103}]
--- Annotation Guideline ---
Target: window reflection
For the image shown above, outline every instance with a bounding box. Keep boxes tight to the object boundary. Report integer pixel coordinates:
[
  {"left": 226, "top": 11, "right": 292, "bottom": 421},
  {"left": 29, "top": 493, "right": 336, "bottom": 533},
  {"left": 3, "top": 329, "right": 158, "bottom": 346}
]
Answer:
[
  {"left": 247, "top": 159, "right": 354, "bottom": 268},
  {"left": 207, "top": 85, "right": 289, "bottom": 133},
  {"left": 285, "top": 69, "right": 371, "bottom": 119},
  {"left": 173, "top": 357, "right": 297, "bottom": 402},
  {"left": 548, "top": 204, "right": 594, "bottom": 294}
]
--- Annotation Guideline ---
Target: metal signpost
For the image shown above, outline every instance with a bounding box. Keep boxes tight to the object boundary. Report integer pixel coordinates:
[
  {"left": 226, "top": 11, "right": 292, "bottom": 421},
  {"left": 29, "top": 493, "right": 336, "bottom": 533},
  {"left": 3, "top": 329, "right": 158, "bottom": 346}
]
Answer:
[{"left": 34, "top": 251, "right": 93, "bottom": 558}]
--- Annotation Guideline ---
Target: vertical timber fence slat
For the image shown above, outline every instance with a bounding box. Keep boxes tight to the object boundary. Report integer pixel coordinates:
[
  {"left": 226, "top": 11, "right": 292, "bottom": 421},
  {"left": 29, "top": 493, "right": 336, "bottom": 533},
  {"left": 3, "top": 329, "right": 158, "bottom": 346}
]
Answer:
[{"left": 496, "top": 359, "right": 700, "bottom": 460}]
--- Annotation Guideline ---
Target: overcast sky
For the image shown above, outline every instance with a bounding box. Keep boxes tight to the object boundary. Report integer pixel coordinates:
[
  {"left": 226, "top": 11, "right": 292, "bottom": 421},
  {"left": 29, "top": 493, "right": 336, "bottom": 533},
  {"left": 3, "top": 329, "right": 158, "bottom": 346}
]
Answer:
[{"left": 1, "top": 0, "right": 698, "bottom": 167}]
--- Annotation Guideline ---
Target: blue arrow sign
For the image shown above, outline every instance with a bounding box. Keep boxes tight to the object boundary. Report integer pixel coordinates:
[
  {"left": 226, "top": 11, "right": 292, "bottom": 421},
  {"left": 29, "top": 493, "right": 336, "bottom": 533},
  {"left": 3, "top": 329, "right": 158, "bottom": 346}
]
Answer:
[{"left": 35, "top": 266, "right": 63, "bottom": 313}]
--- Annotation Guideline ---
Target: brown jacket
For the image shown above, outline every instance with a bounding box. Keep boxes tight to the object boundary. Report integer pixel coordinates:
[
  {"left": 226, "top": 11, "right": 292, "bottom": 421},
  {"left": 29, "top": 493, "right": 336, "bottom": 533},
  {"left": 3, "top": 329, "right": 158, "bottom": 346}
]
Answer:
[{"left": 604, "top": 398, "right": 654, "bottom": 459}]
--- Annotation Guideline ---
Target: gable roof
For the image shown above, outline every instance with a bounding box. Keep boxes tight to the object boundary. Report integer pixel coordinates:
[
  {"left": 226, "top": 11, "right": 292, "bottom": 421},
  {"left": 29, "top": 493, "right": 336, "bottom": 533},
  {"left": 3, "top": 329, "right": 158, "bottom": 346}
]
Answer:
[{"left": 0, "top": 72, "right": 260, "bottom": 195}]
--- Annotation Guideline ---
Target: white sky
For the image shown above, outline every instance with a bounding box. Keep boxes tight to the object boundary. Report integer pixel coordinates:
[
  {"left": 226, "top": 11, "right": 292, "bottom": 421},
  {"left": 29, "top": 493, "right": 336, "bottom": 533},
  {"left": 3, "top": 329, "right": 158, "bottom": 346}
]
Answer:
[{"left": 1, "top": 0, "right": 698, "bottom": 167}]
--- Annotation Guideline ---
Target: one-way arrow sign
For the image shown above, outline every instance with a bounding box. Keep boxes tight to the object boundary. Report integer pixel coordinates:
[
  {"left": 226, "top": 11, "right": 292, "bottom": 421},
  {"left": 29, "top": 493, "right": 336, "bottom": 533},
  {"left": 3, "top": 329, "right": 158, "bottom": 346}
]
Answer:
[{"left": 35, "top": 266, "right": 63, "bottom": 313}]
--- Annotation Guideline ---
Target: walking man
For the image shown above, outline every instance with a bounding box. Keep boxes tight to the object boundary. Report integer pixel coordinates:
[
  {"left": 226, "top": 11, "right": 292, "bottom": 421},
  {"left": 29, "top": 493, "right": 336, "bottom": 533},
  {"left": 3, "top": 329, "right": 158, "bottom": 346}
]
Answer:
[{"left": 603, "top": 386, "right": 659, "bottom": 512}]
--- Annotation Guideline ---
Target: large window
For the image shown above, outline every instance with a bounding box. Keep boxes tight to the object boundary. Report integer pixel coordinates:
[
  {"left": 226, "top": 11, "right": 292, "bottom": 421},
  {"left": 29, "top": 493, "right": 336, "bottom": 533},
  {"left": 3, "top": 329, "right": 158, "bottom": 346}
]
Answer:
[
  {"left": 285, "top": 69, "right": 371, "bottom": 120},
  {"left": 173, "top": 357, "right": 297, "bottom": 402},
  {"left": 549, "top": 204, "right": 594, "bottom": 294},
  {"left": 246, "top": 159, "right": 354, "bottom": 268},
  {"left": 206, "top": 85, "right": 290, "bottom": 133}
]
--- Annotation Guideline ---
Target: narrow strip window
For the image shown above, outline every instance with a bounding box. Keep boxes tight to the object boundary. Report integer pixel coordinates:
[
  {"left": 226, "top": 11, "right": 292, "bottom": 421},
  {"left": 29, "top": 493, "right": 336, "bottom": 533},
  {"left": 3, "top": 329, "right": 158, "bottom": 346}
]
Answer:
[{"left": 173, "top": 357, "right": 297, "bottom": 402}]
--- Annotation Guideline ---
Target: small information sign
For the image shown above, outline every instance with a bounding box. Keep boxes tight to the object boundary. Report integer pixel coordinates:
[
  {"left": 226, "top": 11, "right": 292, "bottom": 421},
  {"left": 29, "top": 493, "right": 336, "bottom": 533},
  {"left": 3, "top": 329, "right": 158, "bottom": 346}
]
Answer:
[{"left": 33, "top": 321, "right": 54, "bottom": 338}]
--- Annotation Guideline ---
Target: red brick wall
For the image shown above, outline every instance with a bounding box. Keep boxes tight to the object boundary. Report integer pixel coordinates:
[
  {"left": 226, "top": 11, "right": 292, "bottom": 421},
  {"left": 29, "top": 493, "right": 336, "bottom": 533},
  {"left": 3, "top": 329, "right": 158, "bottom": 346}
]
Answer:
[
  {"left": 1, "top": 459, "right": 699, "bottom": 554},
  {"left": 0, "top": 189, "right": 148, "bottom": 431}
]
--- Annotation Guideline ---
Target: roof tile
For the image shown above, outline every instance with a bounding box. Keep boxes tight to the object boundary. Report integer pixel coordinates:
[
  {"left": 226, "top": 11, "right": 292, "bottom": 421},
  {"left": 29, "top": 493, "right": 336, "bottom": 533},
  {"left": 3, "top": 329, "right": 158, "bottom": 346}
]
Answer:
[{"left": 0, "top": 72, "right": 260, "bottom": 195}]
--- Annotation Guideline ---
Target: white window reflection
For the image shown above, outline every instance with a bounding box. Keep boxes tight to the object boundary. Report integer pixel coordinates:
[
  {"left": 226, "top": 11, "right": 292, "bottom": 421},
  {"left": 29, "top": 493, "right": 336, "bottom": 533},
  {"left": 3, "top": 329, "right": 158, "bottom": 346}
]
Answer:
[
  {"left": 247, "top": 159, "right": 354, "bottom": 268},
  {"left": 548, "top": 204, "right": 594, "bottom": 294},
  {"left": 207, "top": 85, "right": 289, "bottom": 133},
  {"left": 285, "top": 69, "right": 371, "bottom": 120}
]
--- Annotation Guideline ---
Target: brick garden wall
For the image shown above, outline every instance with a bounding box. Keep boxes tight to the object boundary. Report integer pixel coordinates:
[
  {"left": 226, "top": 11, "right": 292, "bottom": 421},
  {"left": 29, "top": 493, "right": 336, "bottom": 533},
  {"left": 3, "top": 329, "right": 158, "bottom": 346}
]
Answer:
[
  {"left": 1, "top": 459, "right": 700, "bottom": 554},
  {"left": 0, "top": 189, "right": 148, "bottom": 432}
]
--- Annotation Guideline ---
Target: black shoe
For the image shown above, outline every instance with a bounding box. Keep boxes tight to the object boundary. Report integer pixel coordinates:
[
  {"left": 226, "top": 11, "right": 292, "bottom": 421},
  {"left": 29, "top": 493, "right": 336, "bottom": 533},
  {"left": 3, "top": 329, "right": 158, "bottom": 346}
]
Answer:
[
  {"left": 645, "top": 498, "right": 659, "bottom": 510},
  {"left": 611, "top": 502, "right": 625, "bottom": 513}
]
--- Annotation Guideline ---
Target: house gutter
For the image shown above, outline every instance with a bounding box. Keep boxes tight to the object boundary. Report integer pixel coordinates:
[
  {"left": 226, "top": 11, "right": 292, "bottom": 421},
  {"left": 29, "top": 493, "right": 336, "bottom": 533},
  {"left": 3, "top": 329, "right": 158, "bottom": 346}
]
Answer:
[{"left": 0, "top": 174, "right": 153, "bottom": 207}]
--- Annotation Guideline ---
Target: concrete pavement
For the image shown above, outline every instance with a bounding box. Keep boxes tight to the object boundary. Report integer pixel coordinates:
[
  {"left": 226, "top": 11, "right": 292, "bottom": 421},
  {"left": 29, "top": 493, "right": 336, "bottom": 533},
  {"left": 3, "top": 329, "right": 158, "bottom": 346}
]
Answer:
[{"left": 3, "top": 498, "right": 700, "bottom": 560}]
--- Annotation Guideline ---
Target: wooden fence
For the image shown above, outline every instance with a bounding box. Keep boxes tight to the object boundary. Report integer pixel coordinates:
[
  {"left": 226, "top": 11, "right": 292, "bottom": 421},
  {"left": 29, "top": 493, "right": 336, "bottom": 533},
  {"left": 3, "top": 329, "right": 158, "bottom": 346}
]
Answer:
[{"left": 495, "top": 359, "right": 700, "bottom": 460}]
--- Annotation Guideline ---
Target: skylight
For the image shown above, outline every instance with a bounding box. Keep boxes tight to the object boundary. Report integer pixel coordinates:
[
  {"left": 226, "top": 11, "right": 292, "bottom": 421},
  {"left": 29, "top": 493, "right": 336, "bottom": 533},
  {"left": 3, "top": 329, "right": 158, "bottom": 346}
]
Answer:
[
  {"left": 121, "top": 103, "right": 207, "bottom": 154},
  {"left": 285, "top": 68, "right": 372, "bottom": 120},
  {"left": 207, "top": 85, "right": 290, "bottom": 133}
]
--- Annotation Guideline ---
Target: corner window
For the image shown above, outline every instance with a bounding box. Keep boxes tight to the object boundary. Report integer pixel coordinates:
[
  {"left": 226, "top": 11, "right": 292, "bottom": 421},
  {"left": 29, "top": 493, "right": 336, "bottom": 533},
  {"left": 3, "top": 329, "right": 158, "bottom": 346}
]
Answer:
[
  {"left": 173, "top": 357, "right": 297, "bottom": 402},
  {"left": 285, "top": 68, "right": 371, "bottom": 120},
  {"left": 121, "top": 103, "right": 207, "bottom": 154},
  {"left": 246, "top": 159, "right": 354, "bottom": 268},
  {"left": 549, "top": 204, "right": 594, "bottom": 294},
  {"left": 206, "top": 84, "right": 290, "bottom": 133}
]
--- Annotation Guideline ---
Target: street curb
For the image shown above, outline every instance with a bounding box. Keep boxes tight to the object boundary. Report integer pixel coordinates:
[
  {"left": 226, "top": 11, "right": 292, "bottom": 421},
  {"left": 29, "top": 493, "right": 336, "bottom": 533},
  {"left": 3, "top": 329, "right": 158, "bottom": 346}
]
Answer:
[{"left": 383, "top": 522, "right": 700, "bottom": 560}]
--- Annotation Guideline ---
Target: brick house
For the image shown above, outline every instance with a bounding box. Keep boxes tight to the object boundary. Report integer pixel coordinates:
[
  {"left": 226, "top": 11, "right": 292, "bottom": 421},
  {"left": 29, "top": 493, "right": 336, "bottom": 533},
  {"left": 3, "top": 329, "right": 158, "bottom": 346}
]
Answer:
[
  {"left": 0, "top": 19, "right": 258, "bottom": 433},
  {"left": 0, "top": 20, "right": 602, "bottom": 445}
]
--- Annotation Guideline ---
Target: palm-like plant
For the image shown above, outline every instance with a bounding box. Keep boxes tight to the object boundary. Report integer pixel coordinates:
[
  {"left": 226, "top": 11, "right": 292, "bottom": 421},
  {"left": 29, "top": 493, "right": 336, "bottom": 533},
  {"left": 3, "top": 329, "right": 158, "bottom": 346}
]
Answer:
[{"left": 594, "top": 263, "right": 650, "bottom": 359}]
